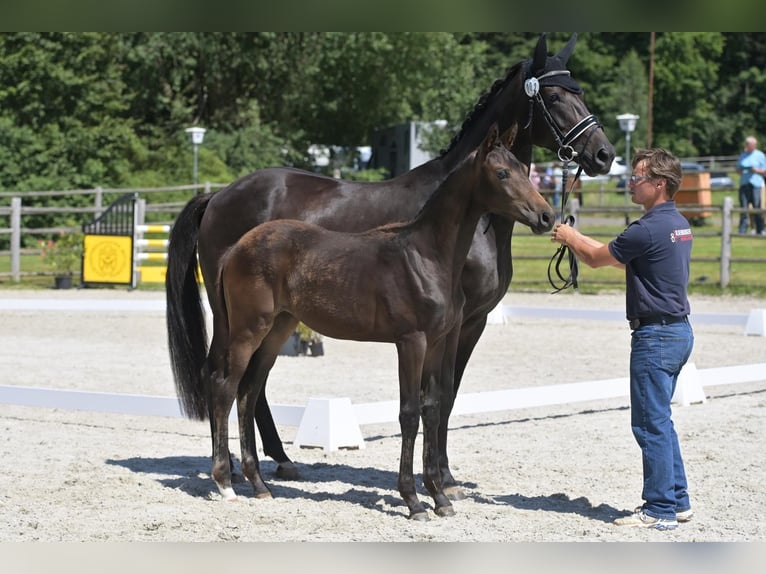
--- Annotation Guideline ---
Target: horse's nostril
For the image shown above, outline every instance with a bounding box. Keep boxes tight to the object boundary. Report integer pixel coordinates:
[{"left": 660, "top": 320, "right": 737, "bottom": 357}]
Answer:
[{"left": 597, "top": 147, "right": 614, "bottom": 167}]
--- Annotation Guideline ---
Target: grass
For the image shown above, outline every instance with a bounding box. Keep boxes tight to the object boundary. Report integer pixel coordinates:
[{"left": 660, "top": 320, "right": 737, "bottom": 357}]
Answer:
[{"left": 2, "top": 183, "right": 765, "bottom": 297}]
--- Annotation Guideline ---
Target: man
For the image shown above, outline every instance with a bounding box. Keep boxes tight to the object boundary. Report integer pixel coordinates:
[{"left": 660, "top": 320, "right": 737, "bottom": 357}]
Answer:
[
  {"left": 737, "top": 135, "right": 766, "bottom": 235},
  {"left": 551, "top": 148, "right": 694, "bottom": 531}
]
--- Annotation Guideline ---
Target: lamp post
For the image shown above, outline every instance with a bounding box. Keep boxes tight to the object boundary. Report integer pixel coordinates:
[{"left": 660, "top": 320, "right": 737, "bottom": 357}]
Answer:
[
  {"left": 185, "top": 126, "right": 206, "bottom": 192},
  {"left": 616, "top": 113, "right": 639, "bottom": 224}
]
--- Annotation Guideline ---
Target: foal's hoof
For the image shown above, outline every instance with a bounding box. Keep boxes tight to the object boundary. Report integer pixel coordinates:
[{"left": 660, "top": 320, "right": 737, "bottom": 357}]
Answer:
[
  {"left": 409, "top": 511, "right": 430, "bottom": 522},
  {"left": 435, "top": 505, "right": 456, "bottom": 518},
  {"left": 275, "top": 461, "right": 301, "bottom": 480},
  {"left": 443, "top": 485, "right": 466, "bottom": 501},
  {"left": 218, "top": 487, "right": 238, "bottom": 501}
]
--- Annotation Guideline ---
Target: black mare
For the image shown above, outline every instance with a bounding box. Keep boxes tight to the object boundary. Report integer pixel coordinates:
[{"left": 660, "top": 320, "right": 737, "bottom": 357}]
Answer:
[
  {"left": 166, "top": 33, "right": 616, "bottom": 498},
  {"left": 211, "top": 125, "right": 551, "bottom": 518}
]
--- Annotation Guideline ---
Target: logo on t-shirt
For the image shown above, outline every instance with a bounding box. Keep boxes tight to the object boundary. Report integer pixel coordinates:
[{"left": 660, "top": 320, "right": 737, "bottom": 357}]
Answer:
[{"left": 670, "top": 228, "right": 693, "bottom": 243}]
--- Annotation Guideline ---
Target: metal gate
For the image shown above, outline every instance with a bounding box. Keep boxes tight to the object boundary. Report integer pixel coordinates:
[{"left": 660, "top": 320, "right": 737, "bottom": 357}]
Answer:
[{"left": 81, "top": 193, "right": 138, "bottom": 287}]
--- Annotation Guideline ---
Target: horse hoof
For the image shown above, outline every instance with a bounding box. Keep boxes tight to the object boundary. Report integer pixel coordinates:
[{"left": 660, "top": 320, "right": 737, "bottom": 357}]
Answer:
[
  {"left": 409, "top": 511, "right": 430, "bottom": 522},
  {"left": 254, "top": 491, "right": 273, "bottom": 500},
  {"left": 275, "top": 461, "right": 301, "bottom": 480},
  {"left": 218, "top": 487, "right": 237, "bottom": 501},
  {"left": 443, "top": 485, "right": 466, "bottom": 501},
  {"left": 435, "top": 505, "right": 455, "bottom": 518}
]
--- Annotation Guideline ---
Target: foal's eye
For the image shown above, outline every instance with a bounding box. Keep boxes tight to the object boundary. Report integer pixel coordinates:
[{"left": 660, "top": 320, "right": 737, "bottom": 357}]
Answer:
[{"left": 497, "top": 169, "right": 509, "bottom": 180}]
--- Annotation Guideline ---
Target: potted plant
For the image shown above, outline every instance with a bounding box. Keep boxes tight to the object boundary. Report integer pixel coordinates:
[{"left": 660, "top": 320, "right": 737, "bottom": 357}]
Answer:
[
  {"left": 296, "top": 322, "right": 324, "bottom": 357},
  {"left": 40, "top": 230, "right": 84, "bottom": 289}
]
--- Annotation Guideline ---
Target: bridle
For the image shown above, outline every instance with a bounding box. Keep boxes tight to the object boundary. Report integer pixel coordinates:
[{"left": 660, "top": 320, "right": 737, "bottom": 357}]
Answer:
[{"left": 523, "top": 66, "right": 602, "bottom": 293}]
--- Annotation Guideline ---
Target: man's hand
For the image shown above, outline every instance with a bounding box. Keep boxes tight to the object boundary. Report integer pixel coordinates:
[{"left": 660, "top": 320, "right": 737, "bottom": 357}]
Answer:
[{"left": 551, "top": 222, "right": 575, "bottom": 246}]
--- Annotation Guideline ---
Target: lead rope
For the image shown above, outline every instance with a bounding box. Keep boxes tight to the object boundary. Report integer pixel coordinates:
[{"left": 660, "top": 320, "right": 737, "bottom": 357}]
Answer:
[{"left": 547, "top": 154, "right": 583, "bottom": 293}]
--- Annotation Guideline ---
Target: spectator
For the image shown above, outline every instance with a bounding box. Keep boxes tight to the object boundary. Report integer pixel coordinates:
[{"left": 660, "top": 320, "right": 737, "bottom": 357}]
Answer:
[
  {"left": 736, "top": 135, "right": 766, "bottom": 235},
  {"left": 529, "top": 163, "right": 541, "bottom": 190}
]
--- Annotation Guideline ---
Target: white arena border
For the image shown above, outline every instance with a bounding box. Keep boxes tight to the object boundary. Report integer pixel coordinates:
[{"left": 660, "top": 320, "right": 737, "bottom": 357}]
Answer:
[{"left": 2, "top": 298, "right": 765, "bottom": 451}]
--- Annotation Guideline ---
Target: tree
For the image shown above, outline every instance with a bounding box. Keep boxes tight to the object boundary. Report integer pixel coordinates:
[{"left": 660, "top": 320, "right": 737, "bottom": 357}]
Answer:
[{"left": 651, "top": 32, "right": 724, "bottom": 156}]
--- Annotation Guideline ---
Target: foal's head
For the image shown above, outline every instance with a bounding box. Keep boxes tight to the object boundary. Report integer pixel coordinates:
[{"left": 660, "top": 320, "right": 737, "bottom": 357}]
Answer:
[{"left": 477, "top": 124, "right": 555, "bottom": 234}]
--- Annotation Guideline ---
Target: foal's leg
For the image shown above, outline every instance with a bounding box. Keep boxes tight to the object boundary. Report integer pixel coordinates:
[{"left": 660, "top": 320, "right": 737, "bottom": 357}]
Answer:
[
  {"left": 436, "top": 321, "right": 468, "bottom": 501},
  {"left": 395, "top": 332, "right": 429, "bottom": 520},
  {"left": 252, "top": 313, "right": 302, "bottom": 479},
  {"left": 420, "top": 341, "right": 455, "bottom": 518},
  {"left": 231, "top": 333, "right": 272, "bottom": 499},
  {"left": 205, "top": 338, "right": 239, "bottom": 500}
]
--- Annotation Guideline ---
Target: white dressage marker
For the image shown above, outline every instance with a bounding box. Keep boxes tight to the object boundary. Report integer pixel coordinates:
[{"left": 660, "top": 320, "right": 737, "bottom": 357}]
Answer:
[{"left": 744, "top": 309, "right": 766, "bottom": 336}]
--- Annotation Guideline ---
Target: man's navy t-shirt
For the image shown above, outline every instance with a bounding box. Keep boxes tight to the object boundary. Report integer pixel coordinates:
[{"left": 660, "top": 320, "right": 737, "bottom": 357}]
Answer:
[{"left": 608, "top": 201, "right": 692, "bottom": 321}]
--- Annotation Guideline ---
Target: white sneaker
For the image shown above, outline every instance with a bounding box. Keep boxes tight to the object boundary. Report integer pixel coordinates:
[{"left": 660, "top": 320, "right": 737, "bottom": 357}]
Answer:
[{"left": 615, "top": 510, "right": 678, "bottom": 530}]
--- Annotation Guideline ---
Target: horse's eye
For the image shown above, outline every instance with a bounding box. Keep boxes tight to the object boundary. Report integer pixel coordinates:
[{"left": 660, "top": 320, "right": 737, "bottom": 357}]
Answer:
[
  {"left": 497, "top": 169, "right": 509, "bottom": 180},
  {"left": 548, "top": 93, "right": 560, "bottom": 104}
]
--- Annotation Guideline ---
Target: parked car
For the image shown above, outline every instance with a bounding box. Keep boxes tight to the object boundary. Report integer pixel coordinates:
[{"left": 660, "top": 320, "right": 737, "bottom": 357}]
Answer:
[
  {"left": 680, "top": 161, "right": 705, "bottom": 173},
  {"left": 709, "top": 171, "right": 735, "bottom": 189}
]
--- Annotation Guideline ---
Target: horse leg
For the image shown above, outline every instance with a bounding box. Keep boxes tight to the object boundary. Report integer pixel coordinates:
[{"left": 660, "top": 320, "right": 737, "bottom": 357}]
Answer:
[
  {"left": 420, "top": 341, "right": 455, "bottom": 518},
  {"left": 237, "top": 378, "right": 272, "bottom": 499},
  {"left": 395, "top": 332, "right": 429, "bottom": 521},
  {"left": 252, "top": 314, "right": 302, "bottom": 479},
  {"left": 436, "top": 321, "right": 468, "bottom": 501},
  {"left": 205, "top": 347, "right": 239, "bottom": 501},
  {"left": 231, "top": 334, "right": 273, "bottom": 499}
]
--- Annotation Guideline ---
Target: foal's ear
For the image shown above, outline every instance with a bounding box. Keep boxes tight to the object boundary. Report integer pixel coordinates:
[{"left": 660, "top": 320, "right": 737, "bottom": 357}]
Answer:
[
  {"left": 483, "top": 123, "right": 501, "bottom": 155},
  {"left": 501, "top": 124, "right": 518, "bottom": 149}
]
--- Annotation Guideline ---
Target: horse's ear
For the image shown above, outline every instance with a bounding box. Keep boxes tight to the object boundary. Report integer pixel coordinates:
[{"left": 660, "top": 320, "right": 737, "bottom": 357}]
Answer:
[
  {"left": 501, "top": 123, "right": 518, "bottom": 149},
  {"left": 484, "top": 123, "right": 500, "bottom": 155},
  {"left": 532, "top": 33, "right": 548, "bottom": 72},
  {"left": 557, "top": 33, "right": 578, "bottom": 65}
]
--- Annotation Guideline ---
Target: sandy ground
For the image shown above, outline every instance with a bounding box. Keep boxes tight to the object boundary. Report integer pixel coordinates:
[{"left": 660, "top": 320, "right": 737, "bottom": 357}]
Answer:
[{"left": 0, "top": 288, "right": 765, "bottom": 543}]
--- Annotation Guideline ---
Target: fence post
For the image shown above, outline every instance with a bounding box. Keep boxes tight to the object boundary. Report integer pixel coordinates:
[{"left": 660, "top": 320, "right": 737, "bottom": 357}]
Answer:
[
  {"left": 569, "top": 197, "right": 580, "bottom": 228},
  {"left": 10, "top": 197, "right": 21, "bottom": 282},
  {"left": 204, "top": 181, "right": 211, "bottom": 194},
  {"left": 720, "top": 196, "right": 732, "bottom": 288}
]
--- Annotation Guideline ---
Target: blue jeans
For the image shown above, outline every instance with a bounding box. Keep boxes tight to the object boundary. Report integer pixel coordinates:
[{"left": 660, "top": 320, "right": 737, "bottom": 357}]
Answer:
[
  {"left": 629, "top": 320, "right": 694, "bottom": 520},
  {"left": 738, "top": 183, "right": 764, "bottom": 234}
]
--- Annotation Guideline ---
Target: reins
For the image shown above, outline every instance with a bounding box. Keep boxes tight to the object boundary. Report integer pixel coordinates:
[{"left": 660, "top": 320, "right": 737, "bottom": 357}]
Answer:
[{"left": 547, "top": 156, "right": 581, "bottom": 293}]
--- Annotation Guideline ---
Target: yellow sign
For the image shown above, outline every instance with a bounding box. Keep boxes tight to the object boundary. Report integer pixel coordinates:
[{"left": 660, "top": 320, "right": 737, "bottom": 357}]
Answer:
[{"left": 82, "top": 235, "right": 133, "bottom": 285}]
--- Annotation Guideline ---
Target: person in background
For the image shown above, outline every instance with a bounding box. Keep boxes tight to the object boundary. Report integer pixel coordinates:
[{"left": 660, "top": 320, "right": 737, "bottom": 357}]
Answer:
[
  {"left": 551, "top": 147, "right": 694, "bottom": 531},
  {"left": 529, "top": 163, "right": 541, "bottom": 190},
  {"left": 736, "top": 135, "right": 766, "bottom": 235},
  {"left": 543, "top": 165, "right": 560, "bottom": 209}
]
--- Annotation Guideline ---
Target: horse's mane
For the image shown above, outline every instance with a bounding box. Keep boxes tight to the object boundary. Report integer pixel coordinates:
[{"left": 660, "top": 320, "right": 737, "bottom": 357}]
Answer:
[{"left": 438, "top": 60, "right": 527, "bottom": 158}]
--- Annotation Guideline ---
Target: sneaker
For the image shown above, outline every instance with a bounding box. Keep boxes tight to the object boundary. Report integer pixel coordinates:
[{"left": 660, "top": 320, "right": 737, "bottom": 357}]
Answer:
[
  {"left": 614, "top": 510, "right": 678, "bottom": 530},
  {"left": 676, "top": 508, "right": 694, "bottom": 523},
  {"left": 634, "top": 505, "right": 693, "bottom": 523}
]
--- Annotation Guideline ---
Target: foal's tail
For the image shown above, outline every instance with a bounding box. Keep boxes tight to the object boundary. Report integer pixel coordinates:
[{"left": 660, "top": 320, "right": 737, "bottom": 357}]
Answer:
[{"left": 165, "top": 193, "right": 213, "bottom": 421}]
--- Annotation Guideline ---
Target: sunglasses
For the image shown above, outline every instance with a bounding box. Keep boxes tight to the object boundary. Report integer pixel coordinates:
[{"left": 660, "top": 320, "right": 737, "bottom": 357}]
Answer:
[{"left": 628, "top": 175, "right": 654, "bottom": 185}]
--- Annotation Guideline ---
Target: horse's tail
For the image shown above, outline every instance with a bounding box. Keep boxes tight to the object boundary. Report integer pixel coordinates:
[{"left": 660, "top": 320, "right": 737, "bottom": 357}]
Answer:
[{"left": 165, "top": 193, "right": 213, "bottom": 421}]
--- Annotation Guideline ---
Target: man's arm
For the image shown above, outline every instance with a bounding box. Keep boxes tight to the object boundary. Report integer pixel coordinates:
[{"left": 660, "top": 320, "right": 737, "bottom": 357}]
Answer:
[{"left": 551, "top": 223, "right": 624, "bottom": 269}]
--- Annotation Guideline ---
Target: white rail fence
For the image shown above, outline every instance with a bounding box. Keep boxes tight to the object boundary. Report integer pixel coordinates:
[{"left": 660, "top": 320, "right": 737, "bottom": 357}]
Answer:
[{"left": 1, "top": 299, "right": 764, "bottom": 451}]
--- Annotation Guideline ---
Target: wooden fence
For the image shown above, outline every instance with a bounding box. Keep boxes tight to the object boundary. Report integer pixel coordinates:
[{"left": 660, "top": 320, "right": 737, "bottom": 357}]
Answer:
[
  {"left": 2, "top": 183, "right": 765, "bottom": 288},
  {"left": 0, "top": 182, "right": 225, "bottom": 282}
]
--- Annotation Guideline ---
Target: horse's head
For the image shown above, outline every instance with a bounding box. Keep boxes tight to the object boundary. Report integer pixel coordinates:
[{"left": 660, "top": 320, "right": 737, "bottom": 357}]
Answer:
[
  {"left": 516, "top": 33, "right": 616, "bottom": 176},
  {"left": 478, "top": 124, "right": 555, "bottom": 234}
]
